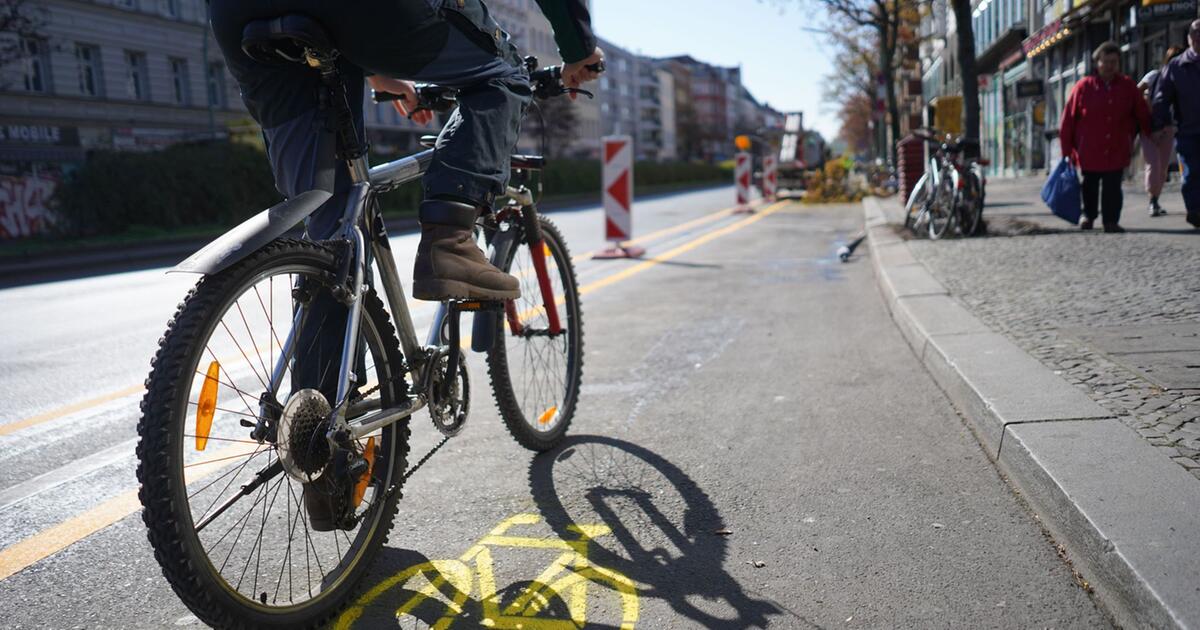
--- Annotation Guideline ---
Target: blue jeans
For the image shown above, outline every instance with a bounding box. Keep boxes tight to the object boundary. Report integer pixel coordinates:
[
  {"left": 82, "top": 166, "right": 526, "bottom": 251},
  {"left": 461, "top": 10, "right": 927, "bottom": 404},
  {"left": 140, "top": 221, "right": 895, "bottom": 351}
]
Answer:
[
  {"left": 1176, "top": 134, "right": 1200, "bottom": 223},
  {"left": 210, "top": 0, "right": 531, "bottom": 239},
  {"left": 210, "top": 0, "right": 531, "bottom": 401}
]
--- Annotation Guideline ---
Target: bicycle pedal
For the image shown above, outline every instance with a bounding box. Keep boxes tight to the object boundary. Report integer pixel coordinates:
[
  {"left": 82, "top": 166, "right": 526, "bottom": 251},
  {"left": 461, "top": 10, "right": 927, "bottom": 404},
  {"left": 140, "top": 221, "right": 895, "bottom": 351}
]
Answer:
[{"left": 448, "top": 300, "right": 504, "bottom": 312}]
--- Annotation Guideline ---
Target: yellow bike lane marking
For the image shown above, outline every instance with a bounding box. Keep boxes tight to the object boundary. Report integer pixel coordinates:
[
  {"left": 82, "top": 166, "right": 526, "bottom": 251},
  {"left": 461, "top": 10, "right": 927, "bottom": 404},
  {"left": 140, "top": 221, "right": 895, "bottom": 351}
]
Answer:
[
  {"left": 335, "top": 513, "right": 639, "bottom": 630},
  {"left": 0, "top": 199, "right": 790, "bottom": 583},
  {"left": 0, "top": 202, "right": 741, "bottom": 438}
]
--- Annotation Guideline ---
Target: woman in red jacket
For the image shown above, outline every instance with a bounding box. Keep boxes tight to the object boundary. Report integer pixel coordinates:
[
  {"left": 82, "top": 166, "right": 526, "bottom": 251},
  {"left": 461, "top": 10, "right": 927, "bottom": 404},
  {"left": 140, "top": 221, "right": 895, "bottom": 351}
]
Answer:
[{"left": 1060, "top": 41, "right": 1152, "bottom": 232}]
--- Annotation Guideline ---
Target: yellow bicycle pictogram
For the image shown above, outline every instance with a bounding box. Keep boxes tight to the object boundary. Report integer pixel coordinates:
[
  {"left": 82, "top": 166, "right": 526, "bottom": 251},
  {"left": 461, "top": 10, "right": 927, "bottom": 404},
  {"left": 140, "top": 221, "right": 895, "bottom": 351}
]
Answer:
[{"left": 335, "top": 513, "right": 639, "bottom": 629}]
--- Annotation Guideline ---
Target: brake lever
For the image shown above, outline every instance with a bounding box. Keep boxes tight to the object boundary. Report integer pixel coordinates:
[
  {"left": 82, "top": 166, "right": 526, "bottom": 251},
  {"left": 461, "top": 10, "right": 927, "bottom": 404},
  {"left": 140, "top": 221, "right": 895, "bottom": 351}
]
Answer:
[{"left": 564, "top": 87, "right": 594, "bottom": 99}]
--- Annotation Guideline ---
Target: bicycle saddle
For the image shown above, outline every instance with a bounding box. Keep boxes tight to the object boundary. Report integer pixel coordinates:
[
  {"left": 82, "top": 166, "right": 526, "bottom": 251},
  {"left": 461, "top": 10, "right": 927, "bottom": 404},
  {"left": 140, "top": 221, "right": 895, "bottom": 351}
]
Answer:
[{"left": 241, "top": 14, "right": 335, "bottom": 64}]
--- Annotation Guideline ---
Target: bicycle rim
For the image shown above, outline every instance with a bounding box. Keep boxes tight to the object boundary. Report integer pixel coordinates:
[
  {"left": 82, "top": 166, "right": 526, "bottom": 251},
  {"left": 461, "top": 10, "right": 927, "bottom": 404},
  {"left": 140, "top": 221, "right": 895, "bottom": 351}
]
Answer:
[
  {"left": 138, "top": 240, "right": 407, "bottom": 627},
  {"left": 927, "top": 179, "right": 956, "bottom": 240},
  {"left": 488, "top": 216, "right": 583, "bottom": 451}
]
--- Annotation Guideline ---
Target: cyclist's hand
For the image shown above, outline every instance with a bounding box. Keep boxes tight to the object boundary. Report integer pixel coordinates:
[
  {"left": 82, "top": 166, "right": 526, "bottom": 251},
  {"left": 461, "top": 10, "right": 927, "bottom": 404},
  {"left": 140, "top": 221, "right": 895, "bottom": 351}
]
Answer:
[
  {"left": 563, "top": 48, "right": 605, "bottom": 101},
  {"left": 367, "top": 76, "right": 434, "bottom": 126}
]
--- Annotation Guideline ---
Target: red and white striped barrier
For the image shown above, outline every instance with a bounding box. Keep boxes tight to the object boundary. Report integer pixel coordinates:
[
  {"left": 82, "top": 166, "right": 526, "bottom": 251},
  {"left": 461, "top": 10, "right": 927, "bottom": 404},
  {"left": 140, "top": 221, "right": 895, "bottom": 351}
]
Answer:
[
  {"left": 734, "top": 151, "right": 754, "bottom": 214},
  {"left": 594, "top": 135, "right": 645, "bottom": 259},
  {"left": 762, "top": 155, "right": 777, "bottom": 201}
]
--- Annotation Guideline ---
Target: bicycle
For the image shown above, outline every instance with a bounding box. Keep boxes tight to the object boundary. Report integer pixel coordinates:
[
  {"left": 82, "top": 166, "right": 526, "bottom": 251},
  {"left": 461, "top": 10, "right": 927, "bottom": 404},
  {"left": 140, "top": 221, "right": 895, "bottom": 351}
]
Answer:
[
  {"left": 136, "top": 15, "right": 597, "bottom": 629},
  {"left": 903, "top": 130, "right": 988, "bottom": 239}
]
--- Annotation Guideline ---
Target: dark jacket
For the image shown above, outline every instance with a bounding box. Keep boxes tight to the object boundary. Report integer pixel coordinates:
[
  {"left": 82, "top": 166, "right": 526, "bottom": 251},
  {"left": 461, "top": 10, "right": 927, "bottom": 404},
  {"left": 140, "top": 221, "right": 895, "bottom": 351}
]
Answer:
[
  {"left": 1153, "top": 49, "right": 1200, "bottom": 136},
  {"left": 1060, "top": 73, "right": 1151, "bottom": 172},
  {"left": 534, "top": 0, "right": 595, "bottom": 64}
]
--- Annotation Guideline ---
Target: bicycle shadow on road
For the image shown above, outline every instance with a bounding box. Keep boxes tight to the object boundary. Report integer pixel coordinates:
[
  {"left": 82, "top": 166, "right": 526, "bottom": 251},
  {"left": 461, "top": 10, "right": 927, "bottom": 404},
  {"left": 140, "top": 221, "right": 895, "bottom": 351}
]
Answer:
[{"left": 527, "top": 435, "right": 816, "bottom": 629}]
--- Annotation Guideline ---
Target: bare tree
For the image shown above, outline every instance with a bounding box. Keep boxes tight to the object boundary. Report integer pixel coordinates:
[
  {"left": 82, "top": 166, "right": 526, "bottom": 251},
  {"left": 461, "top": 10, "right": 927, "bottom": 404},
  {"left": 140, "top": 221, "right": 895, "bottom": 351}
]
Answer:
[
  {"left": 526, "top": 95, "right": 577, "bottom": 159},
  {"left": 812, "top": 0, "right": 918, "bottom": 164},
  {"left": 949, "top": 0, "right": 979, "bottom": 154},
  {"left": 821, "top": 25, "right": 882, "bottom": 156}
]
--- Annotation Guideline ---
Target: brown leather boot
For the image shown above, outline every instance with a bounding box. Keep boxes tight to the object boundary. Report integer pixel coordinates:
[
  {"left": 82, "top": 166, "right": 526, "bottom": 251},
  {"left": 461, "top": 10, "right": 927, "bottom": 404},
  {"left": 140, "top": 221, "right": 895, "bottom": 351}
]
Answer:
[{"left": 413, "top": 199, "right": 520, "bottom": 301}]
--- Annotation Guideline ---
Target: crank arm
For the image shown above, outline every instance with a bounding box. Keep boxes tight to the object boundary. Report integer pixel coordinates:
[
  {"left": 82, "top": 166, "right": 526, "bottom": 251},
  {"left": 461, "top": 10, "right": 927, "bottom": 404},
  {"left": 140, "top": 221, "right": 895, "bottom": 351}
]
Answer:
[
  {"left": 347, "top": 397, "right": 427, "bottom": 440},
  {"left": 194, "top": 459, "right": 284, "bottom": 533}
]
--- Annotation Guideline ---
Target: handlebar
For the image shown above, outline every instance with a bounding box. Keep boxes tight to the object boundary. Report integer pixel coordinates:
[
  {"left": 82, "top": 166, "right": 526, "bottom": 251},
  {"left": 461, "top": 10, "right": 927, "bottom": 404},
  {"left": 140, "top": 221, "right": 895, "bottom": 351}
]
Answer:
[{"left": 372, "top": 56, "right": 605, "bottom": 117}]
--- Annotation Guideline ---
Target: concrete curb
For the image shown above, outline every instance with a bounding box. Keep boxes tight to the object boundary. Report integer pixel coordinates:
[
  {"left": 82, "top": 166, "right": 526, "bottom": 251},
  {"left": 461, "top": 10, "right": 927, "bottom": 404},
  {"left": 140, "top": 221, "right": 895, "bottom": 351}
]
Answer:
[{"left": 863, "top": 196, "right": 1200, "bottom": 630}]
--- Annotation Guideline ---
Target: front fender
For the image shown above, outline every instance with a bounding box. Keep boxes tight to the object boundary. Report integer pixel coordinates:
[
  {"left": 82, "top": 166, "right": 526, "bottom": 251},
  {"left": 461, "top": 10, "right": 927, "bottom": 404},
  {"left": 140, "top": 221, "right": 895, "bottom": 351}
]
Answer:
[{"left": 173, "top": 190, "right": 332, "bottom": 276}]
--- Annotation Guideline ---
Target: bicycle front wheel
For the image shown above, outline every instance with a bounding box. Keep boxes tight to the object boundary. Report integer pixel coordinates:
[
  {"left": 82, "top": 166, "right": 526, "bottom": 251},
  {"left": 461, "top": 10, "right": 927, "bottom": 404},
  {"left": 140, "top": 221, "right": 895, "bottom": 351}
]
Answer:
[
  {"left": 488, "top": 216, "right": 583, "bottom": 451},
  {"left": 903, "top": 173, "right": 930, "bottom": 231},
  {"left": 137, "top": 239, "right": 409, "bottom": 629}
]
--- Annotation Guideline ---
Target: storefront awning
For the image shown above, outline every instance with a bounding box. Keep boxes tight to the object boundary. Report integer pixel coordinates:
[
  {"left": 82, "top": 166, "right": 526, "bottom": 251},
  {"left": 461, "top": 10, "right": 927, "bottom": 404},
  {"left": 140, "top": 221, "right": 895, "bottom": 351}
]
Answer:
[{"left": 978, "top": 26, "right": 1029, "bottom": 74}]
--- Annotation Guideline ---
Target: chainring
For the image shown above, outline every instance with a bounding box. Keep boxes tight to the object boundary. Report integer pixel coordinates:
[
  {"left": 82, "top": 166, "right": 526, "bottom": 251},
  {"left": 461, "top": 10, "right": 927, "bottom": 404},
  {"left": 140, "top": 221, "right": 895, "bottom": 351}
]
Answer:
[{"left": 428, "top": 351, "right": 469, "bottom": 436}]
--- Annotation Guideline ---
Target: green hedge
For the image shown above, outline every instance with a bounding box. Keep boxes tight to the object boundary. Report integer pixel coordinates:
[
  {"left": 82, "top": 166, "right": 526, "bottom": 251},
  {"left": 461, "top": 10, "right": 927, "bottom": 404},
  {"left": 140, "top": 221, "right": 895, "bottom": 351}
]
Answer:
[
  {"left": 55, "top": 142, "right": 278, "bottom": 237},
  {"left": 55, "top": 142, "right": 731, "bottom": 238}
]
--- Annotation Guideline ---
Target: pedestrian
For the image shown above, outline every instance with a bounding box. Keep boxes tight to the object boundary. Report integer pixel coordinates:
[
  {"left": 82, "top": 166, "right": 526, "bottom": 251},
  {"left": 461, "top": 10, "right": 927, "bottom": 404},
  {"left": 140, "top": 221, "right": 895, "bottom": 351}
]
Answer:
[
  {"left": 1152, "top": 20, "right": 1200, "bottom": 229},
  {"left": 1138, "top": 46, "right": 1185, "bottom": 216},
  {"left": 1059, "top": 41, "right": 1152, "bottom": 232}
]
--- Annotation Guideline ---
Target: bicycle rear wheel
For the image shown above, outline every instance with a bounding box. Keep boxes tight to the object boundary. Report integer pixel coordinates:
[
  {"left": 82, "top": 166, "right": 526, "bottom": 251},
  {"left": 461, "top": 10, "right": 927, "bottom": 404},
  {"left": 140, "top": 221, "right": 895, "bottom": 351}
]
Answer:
[
  {"left": 958, "top": 170, "right": 985, "bottom": 237},
  {"left": 927, "top": 175, "right": 957, "bottom": 240},
  {"left": 487, "top": 216, "right": 583, "bottom": 451},
  {"left": 137, "top": 239, "right": 409, "bottom": 629}
]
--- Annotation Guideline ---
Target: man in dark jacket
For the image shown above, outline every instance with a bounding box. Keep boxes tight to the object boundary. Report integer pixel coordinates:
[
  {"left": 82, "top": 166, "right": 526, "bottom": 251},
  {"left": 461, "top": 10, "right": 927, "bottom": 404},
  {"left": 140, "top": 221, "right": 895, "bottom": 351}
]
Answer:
[
  {"left": 208, "top": 0, "right": 602, "bottom": 531},
  {"left": 210, "top": 0, "right": 603, "bottom": 300},
  {"left": 1152, "top": 19, "right": 1200, "bottom": 227}
]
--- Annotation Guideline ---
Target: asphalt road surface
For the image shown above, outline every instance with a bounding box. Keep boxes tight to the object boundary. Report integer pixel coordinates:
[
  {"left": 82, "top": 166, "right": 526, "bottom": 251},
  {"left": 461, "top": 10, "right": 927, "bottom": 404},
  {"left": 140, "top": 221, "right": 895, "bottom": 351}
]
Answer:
[{"left": 0, "top": 187, "right": 1109, "bottom": 629}]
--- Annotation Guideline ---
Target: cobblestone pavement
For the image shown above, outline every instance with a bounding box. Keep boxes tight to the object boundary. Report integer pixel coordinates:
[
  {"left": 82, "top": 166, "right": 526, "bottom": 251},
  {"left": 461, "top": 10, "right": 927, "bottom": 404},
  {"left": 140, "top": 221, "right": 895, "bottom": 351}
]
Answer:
[{"left": 906, "top": 177, "right": 1200, "bottom": 480}]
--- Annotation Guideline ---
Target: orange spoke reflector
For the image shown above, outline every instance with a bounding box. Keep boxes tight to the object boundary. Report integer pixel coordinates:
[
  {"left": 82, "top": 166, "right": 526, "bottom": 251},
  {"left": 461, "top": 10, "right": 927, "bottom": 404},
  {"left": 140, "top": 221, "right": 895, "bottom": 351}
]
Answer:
[
  {"left": 195, "top": 361, "right": 220, "bottom": 451},
  {"left": 543, "top": 243, "right": 552, "bottom": 258},
  {"left": 537, "top": 406, "right": 558, "bottom": 425},
  {"left": 353, "top": 436, "right": 376, "bottom": 508}
]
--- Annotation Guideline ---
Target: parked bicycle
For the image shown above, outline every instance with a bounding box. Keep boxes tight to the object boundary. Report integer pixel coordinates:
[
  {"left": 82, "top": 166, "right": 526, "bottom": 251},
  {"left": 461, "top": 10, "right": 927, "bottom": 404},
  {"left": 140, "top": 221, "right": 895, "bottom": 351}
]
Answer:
[
  {"left": 136, "top": 17, "right": 596, "bottom": 629},
  {"left": 903, "top": 130, "right": 988, "bottom": 239}
]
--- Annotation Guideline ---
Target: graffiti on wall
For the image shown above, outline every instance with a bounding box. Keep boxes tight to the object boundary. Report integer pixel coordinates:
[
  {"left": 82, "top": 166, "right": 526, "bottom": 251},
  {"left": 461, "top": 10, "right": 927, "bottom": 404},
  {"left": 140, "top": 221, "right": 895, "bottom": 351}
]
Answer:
[{"left": 0, "top": 167, "right": 62, "bottom": 240}]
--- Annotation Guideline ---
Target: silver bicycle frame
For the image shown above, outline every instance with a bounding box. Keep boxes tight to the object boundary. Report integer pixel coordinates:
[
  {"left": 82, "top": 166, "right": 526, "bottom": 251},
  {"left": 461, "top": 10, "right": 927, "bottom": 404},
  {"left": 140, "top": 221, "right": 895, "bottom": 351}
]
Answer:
[
  {"left": 262, "top": 146, "right": 534, "bottom": 441},
  {"left": 250, "top": 148, "right": 432, "bottom": 441}
]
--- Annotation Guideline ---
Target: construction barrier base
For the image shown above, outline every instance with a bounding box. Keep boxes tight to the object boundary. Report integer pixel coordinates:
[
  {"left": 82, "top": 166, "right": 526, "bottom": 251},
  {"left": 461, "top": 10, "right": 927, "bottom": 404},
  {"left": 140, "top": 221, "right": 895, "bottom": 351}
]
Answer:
[
  {"left": 592, "top": 243, "right": 647, "bottom": 259},
  {"left": 733, "top": 205, "right": 757, "bottom": 215}
]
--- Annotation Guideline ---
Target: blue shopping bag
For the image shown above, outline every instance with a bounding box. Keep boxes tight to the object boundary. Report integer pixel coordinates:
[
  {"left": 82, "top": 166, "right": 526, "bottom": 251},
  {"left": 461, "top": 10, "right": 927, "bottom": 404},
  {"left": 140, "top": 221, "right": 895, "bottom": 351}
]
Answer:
[{"left": 1041, "top": 158, "right": 1081, "bottom": 224}]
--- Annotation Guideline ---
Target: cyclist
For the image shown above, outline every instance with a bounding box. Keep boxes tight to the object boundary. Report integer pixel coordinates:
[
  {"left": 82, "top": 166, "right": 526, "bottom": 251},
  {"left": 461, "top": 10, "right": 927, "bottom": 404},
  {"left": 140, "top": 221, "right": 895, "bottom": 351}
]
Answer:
[
  {"left": 208, "top": 0, "right": 603, "bottom": 530},
  {"left": 209, "top": 0, "right": 603, "bottom": 301}
]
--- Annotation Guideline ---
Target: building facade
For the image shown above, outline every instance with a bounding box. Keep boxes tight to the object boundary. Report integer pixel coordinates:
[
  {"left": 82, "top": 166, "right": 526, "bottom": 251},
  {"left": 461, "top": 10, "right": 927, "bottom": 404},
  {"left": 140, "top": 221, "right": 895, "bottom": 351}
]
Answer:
[
  {"left": 594, "top": 37, "right": 678, "bottom": 161},
  {"left": 0, "top": 0, "right": 435, "bottom": 238},
  {"left": 919, "top": 0, "right": 1198, "bottom": 177}
]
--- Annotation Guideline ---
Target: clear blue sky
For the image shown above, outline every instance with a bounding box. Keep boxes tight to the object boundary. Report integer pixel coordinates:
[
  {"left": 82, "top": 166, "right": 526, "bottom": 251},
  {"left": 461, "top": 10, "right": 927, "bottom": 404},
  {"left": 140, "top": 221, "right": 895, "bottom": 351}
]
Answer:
[{"left": 591, "top": 0, "right": 838, "bottom": 140}]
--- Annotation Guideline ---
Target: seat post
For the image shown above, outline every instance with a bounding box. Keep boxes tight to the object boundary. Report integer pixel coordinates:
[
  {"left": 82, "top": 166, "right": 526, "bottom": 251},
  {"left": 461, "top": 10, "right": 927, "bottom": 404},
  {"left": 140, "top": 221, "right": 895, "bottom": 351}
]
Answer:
[{"left": 305, "top": 52, "right": 371, "bottom": 183}]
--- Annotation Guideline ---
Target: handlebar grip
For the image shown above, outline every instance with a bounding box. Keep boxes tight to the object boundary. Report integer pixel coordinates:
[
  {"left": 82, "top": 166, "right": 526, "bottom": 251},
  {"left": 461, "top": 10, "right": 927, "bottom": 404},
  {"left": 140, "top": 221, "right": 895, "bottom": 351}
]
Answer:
[{"left": 372, "top": 90, "right": 405, "bottom": 104}]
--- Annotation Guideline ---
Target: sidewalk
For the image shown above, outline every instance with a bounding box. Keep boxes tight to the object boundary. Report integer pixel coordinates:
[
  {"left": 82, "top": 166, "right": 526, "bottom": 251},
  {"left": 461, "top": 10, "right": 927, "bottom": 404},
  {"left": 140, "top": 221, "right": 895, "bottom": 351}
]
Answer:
[
  {"left": 916, "top": 176, "right": 1200, "bottom": 477},
  {"left": 863, "top": 179, "right": 1200, "bottom": 629}
]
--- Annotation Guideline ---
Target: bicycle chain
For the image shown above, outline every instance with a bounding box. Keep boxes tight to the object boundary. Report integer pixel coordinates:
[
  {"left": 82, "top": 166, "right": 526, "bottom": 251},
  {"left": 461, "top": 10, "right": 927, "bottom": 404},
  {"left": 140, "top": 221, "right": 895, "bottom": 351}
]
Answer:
[{"left": 343, "top": 361, "right": 455, "bottom": 499}]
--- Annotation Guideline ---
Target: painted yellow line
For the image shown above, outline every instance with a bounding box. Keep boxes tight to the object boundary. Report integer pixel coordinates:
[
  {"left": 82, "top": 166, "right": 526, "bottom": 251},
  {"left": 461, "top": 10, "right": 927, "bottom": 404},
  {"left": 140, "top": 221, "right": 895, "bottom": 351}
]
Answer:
[
  {"left": 578, "top": 200, "right": 786, "bottom": 297},
  {"left": 572, "top": 203, "right": 738, "bottom": 262},
  {"left": 0, "top": 489, "right": 139, "bottom": 582},
  {"left": 0, "top": 439, "right": 262, "bottom": 582},
  {"left": 0, "top": 385, "right": 145, "bottom": 437},
  {"left": 1, "top": 204, "right": 737, "bottom": 437},
  {"left": 0, "top": 198, "right": 793, "bottom": 583}
]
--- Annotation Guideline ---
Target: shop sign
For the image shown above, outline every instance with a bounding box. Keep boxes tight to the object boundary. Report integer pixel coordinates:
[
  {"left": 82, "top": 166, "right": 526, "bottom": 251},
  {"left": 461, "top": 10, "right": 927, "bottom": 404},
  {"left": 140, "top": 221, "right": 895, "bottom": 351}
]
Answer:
[
  {"left": 1137, "top": 0, "right": 1196, "bottom": 22},
  {"left": 0, "top": 123, "right": 80, "bottom": 147},
  {"left": 1023, "top": 19, "right": 1064, "bottom": 56},
  {"left": 1016, "top": 79, "right": 1045, "bottom": 98}
]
